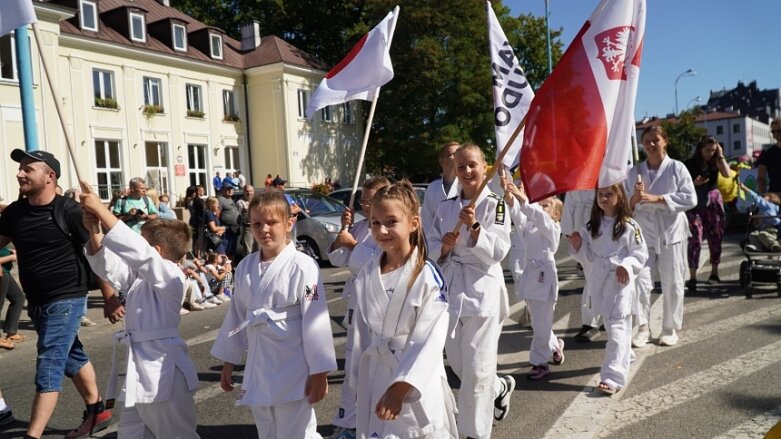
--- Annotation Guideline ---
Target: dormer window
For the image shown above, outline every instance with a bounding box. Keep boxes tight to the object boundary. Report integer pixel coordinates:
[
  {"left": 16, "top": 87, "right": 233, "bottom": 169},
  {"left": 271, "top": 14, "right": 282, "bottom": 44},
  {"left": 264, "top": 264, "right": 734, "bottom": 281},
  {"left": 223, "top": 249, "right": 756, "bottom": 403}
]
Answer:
[
  {"left": 172, "top": 24, "right": 187, "bottom": 52},
  {"left": 210, "top": 33, "right": 222, "bottom": 59},
  {"left": 129, "top": 12, "right": 146, "bottom": 43},
  {"left": 80, "top": 0, "right": 98, "bottom": 32}
]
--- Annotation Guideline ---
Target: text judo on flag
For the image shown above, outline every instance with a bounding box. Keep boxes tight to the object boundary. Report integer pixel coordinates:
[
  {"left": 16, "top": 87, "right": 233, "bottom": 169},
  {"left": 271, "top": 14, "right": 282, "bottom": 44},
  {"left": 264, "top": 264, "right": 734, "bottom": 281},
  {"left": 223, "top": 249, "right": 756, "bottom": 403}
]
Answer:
[
  {"left": 305, "top": 7, "right": 398, "bottom": 119},
  {"left": 520, "top": 0, "right": 645, "bottom": 202},
  {"left": 487, "top": 1, "right": 534, "bottom": 171},
  {"left": 0, "top": 0, "right": 37, "bottom": 37}
]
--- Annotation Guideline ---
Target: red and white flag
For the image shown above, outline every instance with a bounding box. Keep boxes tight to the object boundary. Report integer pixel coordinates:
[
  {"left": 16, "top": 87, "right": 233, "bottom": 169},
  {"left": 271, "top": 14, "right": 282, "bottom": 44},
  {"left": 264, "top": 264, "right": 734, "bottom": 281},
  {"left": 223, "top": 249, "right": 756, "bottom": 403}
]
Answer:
[
  {"left": 305, "top": 7, "right": 399, "bottom": 119},
  {"left": 520, "top": 0, "right": 645, "bottom": 202},
  {"left": 0, "top": 0, "right": 37, "bottom": 37},
  {"left": 487, "top": 1, "right": 534, "bottom": 171}
]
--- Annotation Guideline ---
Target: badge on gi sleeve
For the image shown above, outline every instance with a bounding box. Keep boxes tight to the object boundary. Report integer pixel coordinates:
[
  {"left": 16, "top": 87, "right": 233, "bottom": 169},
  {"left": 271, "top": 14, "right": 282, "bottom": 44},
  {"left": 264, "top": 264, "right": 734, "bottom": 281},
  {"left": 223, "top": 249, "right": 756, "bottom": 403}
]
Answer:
[
  {"left": 495, "top": 199, "right": 506, "bottom": 225},
  {"left": 305, "top": 284, "right": 319, "bottom": 301}
]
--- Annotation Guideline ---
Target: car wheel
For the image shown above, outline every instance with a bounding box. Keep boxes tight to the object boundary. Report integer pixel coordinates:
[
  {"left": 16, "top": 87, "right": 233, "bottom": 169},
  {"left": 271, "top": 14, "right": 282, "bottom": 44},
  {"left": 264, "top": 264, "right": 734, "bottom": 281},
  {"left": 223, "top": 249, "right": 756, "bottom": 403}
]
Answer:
[{"left": 298, "top": 237, "right": 320, "bottom": 261}]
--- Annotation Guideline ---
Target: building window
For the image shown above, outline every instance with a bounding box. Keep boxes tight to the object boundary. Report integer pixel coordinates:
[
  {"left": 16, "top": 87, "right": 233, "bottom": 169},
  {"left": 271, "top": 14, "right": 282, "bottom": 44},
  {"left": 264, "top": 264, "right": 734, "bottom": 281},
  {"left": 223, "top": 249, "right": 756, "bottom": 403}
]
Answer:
[
  {"left": 129, "top": 12, "right": 146, "bottom": 42},
  {"left": 187, "top": 144, "right": 207, "bottom": 188},
  {"left": 343, "top": 103, "right": 354, "bottom": 124},
  {"left": 733, "top": 140, "right": 741, "bottom": 152},
  {"left": 185, "top": 83, "right": 203, "bottom": 116},
  {"left": 733, "top": 123, "right": 740, "bottom": 133},
  {"left": 80, "top": 0, "right": 98, "bottom": 32},
  {"left": 224, "top": 146, "right": 240, "bottom": 176},
  {"left": 297, "top": 89, "right": 308, "bottom": 118},
  {"left": 223, "top": 90, "right": 238, "bottom": 121},
  {"left": 145, "top": 142, "right": 169, "bottom": 194},
  {"left": 172, "top": 24, "right": 187, "bottom": 51},
  {"left": 143, "top": 76, "right": 163, "bottom": 108},
  {"left": 322, "top": 105, "right": 333, "bottom": 122},
  {"left": 210, "top": 34, "right": 223, "bottom": 59},
  {"left": 92, "top": 69, "right": 117, "bottom": 108},
  {"left": 716, "top": 125, "right": 724, "bottom": 135},
  {"left": 0, "top": 34, "right": 18, "bottom": 81},
  {"left": 94, "top": 140, "right": 123, "bottom": 201}
]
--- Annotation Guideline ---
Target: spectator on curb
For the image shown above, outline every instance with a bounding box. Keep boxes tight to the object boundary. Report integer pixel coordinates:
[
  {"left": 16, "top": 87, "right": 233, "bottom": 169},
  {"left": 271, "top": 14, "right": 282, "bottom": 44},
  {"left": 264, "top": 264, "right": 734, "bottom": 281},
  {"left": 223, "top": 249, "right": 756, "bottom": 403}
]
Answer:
[
  {"left": 112, "top": 178, "right": 158, "bottom": 233},
  {"left": 212, "top": 172, "right": 222, "bottom": 194},
  {"left": 236, "top": 185, "right": 256, "bottom": 261},
  {"left": 217, "top": 184, "right": 240, "bottom": 258},
  {"left": 0, "top": 245, "right": 24, "bottom": 350}
]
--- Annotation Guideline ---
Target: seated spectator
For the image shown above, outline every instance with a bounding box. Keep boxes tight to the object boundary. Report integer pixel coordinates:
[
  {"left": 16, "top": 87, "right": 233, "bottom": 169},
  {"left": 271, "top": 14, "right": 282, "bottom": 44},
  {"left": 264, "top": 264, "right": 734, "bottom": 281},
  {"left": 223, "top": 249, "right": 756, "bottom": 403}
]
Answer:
[
  {"left": 157, "top": 194, "right": 177, "bottom": 220},
  {"left": 203, "top": 253, "right": 233, "bottom": 302}
]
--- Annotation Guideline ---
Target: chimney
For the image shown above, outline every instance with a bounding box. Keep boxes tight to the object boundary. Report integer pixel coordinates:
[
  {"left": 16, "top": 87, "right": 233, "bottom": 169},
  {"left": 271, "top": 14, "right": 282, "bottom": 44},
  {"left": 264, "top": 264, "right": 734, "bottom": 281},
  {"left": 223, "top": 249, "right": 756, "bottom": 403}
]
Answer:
[
  {"left": 157, "top": 0, "right": 170, "bottom": 6},
  {"left": 241, "top": 21, "right": 261, "bottom": 51}
]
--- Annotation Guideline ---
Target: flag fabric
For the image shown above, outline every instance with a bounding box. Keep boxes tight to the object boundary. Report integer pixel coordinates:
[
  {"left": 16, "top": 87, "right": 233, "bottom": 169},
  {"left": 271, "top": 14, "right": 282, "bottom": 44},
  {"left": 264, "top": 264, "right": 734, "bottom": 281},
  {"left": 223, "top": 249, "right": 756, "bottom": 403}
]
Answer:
[
  {"left": 0, "top": 0, "right": 37, "bottom": 37},
  {"left": 520, "top": 0, "right": 646, "bottom": 202},
  {"left": 487, "top": 2, "right": 534, "bottom": 171},
  {"left": 305, "top": 7, "right": 398, "bottom": 119}
]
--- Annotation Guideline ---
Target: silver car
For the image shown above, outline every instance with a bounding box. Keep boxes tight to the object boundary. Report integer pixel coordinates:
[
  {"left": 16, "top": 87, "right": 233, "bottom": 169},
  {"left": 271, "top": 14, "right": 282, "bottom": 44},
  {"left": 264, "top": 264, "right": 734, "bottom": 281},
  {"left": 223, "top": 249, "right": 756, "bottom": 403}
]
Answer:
[
  {"left": 329, "top": 186, "right": 427, "bottom": 215},
  {"left": 286, "top": 189, "right": 364, "bottom": 264}
]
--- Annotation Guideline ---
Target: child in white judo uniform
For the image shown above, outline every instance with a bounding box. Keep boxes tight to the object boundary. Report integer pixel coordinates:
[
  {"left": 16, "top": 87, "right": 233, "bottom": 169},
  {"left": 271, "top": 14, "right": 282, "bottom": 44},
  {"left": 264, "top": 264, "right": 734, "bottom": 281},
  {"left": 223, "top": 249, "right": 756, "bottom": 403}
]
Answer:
[
  {"left": 351, "top": 181, "right": 457, "bottom": 439},
  {"left": 211, "top": 189, "right": 337, "bottom": 439},
  {"left": 428, "top": 144, "right": 514, "bottom": 439},
  {"left": 79, "top": 183, "right": 200, "bottom": 438},
  {"left": 327, "top": 176, "right": 390, "bottom": 439},
  {"left": 568, "top": 184, "right": 648, "bottom": 395},
  {"left": 500, "top": 176, "right": 564, "bottom": 381}
]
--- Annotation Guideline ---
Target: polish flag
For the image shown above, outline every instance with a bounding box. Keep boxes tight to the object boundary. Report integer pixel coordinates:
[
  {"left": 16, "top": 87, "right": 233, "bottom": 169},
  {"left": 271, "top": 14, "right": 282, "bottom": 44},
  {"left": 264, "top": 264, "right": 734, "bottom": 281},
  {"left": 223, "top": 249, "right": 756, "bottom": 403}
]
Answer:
[
  {"left": 487, "top": 1, "right": 534, "bottom": 171},
  {"left": 305, "top": 7, "right": 399, "bottom": 119},
  {"left": 0, "top": 0, "right": 37, "bottom": 37},
  {"left": 520, "top": 0, "right": 645, "bottom": 202}
]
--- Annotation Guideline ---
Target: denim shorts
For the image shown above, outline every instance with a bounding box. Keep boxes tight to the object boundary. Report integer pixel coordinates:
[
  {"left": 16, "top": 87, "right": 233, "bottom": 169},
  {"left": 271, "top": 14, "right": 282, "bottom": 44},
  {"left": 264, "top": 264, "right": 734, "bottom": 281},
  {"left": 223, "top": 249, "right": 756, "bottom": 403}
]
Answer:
[{"left": 28, "top": 296, "right": 89, "bottom": 393}]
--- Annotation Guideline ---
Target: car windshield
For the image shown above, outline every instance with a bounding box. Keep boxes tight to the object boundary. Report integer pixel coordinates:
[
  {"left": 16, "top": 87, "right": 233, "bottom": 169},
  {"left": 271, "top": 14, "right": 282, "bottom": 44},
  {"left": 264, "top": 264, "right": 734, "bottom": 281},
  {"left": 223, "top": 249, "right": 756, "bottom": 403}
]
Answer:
[{"left": 289, "top": 191, "right": 346, "bottom": 216}]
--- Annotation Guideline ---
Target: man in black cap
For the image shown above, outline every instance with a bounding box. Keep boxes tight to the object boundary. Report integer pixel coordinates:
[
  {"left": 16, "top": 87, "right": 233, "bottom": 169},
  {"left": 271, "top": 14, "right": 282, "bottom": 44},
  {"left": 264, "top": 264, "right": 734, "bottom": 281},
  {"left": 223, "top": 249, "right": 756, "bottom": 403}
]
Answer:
[
  {"left": 0, "top": 149, "right": 116, "bottom": 439},
  {"left": 217, "top": 181, "right": 241, "bottom": 258}
]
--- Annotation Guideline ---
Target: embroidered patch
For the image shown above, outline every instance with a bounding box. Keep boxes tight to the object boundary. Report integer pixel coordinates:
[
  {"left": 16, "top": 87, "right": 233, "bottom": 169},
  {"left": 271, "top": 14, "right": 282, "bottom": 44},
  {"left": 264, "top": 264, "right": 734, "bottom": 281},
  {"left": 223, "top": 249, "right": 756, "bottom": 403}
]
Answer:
[
  {"left": 371, "top": 433, "right": 380, "bottom": 438},
  {"left": 305, "top": 284, "right": 319, "bottom": 301},
  {"left": 348, "top": 309, "right": 353, "bottom": 325},
  {"left": 339, "top": 408, "right": 345, "bottom": 418},
  {"left": 538, "top": 270, "right": 545, "bottom": 283},
  {"left": 633, "top": 225, "right": 644, "bottom": 245},
  {"left": 434, "top": 289, "right": 448, "bottom": 303},
  {"left": 495, "top": 199, "right": 506, "bottom": 225}
]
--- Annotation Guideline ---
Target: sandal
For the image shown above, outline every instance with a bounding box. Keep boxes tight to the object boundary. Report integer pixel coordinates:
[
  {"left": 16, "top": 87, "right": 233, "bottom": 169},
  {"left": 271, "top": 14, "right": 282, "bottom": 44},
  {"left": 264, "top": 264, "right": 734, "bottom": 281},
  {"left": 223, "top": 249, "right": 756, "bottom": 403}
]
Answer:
[
  {"left": 596, "top": 382, "right": 618, "bottom": 396},
  {"left": 0, "top": 338, "right": 15, "bottom": 350},
  {"left": 5, "top": 334, "right": 25, "bottom": 343}
]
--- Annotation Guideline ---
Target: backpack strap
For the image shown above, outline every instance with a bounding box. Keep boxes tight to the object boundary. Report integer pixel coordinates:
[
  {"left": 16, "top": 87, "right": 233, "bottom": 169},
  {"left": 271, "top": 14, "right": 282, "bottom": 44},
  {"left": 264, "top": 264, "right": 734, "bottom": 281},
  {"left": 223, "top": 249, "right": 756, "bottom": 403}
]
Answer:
[{"left": 52, "top": 195, "right": 94, "bottom": 289}]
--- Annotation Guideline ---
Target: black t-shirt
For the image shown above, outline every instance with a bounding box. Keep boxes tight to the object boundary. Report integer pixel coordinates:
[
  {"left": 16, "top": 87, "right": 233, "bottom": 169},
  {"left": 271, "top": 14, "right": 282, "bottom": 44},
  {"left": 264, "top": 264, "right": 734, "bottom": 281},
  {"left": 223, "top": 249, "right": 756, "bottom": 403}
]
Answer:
[
  {"left": 0, "top": 196, "right": 89, "bottom": 305},
  {"left": 756, "top": 145, "right": 781, "bottom": 193},
  {"left": 684, "top": 157, "right": 719, "bottom": 210}
]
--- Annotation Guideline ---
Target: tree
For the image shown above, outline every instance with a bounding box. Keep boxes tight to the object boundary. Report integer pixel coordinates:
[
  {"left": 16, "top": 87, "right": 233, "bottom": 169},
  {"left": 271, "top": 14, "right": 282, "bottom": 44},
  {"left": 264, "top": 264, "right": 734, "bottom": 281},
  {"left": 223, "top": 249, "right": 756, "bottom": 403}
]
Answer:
[{"left": 661, "top": 109, "right": 707, "bottom": 161}]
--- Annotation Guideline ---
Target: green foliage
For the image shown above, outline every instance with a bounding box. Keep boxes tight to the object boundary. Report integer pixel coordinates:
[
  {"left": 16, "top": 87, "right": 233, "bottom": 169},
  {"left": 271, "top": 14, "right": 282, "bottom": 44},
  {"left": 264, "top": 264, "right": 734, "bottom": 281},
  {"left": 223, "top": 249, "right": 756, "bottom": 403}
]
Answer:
[
  {"left": 187, "top": 109, "right": 205, "bottom": 118},
  {"left": 143, "top": 104, "right": 164, "bottom": 117},
  {"left": 660, "top": 109, "right": 707, "bottom": 161},
  {"left": 223, "top": 113, "right": 241, "bottom": 122},
  {"left": 94, "top": 97, "right": 118, "bottom": 109}
]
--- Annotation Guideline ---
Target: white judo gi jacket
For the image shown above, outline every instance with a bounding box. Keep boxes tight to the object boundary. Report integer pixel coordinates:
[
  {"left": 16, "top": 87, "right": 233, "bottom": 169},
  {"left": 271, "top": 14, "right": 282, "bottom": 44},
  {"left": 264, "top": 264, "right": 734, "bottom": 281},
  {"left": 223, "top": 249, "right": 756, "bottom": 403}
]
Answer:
[
  {"left": 350, "top": 251, "right": 457, "bottom": 439},
  {"left": 427, "top": 189, "right": 512, "bottom": 320},
  {"left": 327, "top": 219, "right": 380, "bottom": 302},
  {"left": 85, "top": 221, "right": 199, "bottom": 407},
  {"left": 561, "top": 190, "right": 595, "bottom": 236},
  {"left": 422, "top": 178, "right": 460, "bottom": 237},
  {"left": 509, "top": 201, "right": 561, "bottom": 302},
  {"left": 626, "top": 157, "right": 697, "bottom": 252},
  {"left": 569, "top": 217, "right": 649, "bottom": 318},
  {"left": 210, "top": 242, "right": 337, "bottom": 406}
]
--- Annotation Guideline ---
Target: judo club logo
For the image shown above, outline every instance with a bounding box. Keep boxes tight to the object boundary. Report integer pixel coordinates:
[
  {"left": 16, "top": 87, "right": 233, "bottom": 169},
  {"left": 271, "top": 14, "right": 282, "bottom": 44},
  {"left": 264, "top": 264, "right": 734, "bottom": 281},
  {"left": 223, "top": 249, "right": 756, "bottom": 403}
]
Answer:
[
  {"left": 594, "top": 26, "right": 636, "bottom": 80},
  {"left": 305, "top": 284, "right": 319, "bottom": 301}
]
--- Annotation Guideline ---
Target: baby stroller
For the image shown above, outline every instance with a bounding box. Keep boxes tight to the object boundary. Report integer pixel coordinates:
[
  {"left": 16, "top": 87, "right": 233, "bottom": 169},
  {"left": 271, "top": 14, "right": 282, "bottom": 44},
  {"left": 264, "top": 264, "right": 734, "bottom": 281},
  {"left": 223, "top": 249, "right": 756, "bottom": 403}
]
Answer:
[{"left": 738, "top": 211, "right": 781, "bottom": 299}]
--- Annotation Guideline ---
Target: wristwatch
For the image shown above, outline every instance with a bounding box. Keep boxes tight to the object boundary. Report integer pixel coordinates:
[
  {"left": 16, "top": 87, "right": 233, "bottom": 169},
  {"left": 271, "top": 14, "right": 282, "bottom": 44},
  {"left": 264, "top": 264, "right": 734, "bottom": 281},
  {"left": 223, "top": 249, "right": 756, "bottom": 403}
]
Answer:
[{"left": 471, "top": 221, "right": 481, "bottom": 231}]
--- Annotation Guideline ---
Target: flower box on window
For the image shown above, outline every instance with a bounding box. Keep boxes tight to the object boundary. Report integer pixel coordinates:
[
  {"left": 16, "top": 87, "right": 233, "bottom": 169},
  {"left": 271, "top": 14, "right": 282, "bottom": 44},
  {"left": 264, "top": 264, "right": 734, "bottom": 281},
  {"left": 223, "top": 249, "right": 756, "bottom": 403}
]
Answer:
[
  {"left": 223, "top": 114, "right": 240, "bottom": 122},
  {"left": 143, "top": 104, "right": 164, "bottom": 116},
  {"left": 94, "top": 97, "right": 119, "bottom": 109},
  {"left": 187, "top": 109, "right": 205, "bottom": 118}
]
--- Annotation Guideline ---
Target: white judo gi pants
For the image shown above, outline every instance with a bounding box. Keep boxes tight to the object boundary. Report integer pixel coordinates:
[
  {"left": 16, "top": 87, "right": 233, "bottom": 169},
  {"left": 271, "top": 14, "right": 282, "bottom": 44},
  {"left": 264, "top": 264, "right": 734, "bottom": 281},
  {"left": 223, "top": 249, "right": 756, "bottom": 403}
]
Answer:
[
  {"left": 118, "top": 368, "right": 199, "bottom": 439},
  {"left": 332, "top": 304, "right": 357, "bottom": 429},
  {"left": 445, "top": 314, "right": 504, "bottom": 439},
  {"left": 526, "top": 299, "right": 559, "bottom": 366},
  {"left": 251, "top": 399, "right": 321, "bottom": 439},
  {"left": 601, "top": 313, "right": 632, "bottom": 389},
  {"left": 635, "top": 243, "right": 687, "bottom": 331},
  {"left": 581, "top": 288, "right": 600, "bottom": 328}
]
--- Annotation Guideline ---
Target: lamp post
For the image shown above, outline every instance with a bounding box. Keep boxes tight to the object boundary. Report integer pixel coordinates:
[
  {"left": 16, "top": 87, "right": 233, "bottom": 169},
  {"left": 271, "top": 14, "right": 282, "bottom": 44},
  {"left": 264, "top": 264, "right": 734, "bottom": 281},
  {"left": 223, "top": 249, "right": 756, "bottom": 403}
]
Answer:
[
  {"left": 544, "top": 0, "right": 552, "bottom": 74},
  {"left": 675, "top": 68, "right": 696, "bottom": 114},
  {"left": 686, "top": 96, "right": 702, "bottom": 110}
]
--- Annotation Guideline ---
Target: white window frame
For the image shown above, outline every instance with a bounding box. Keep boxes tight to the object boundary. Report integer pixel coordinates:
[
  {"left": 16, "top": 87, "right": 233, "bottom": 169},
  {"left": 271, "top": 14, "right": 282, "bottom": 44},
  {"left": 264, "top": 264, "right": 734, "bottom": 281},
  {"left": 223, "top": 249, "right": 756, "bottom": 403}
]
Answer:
[
  {"left": 321, "top": 105, "right": 333, "bottom": 123},
  {"left": 343, "top": 103, "right": 354, "bottom": 124},
  {"left": 145, "top": 141, "right": 170, "bottom": 195},
  {"left": 185, "top": 83, "right": 203, "bottom": 112},
  {"left": 0, "top": 33, "right": 18, "bottom": 81},
  {"left": 172, "top": 24, "right": 187, "bottom": 52},
  {"left": 143, "top": 76, "right": 163, "bottom": 107},
  {"left": 92, "top": 68, "right": 114, "bottom": 100},
  {"left": 222, "top": 89, "right": 237, "bottom": 117},
  {"left": 187, "top": 144, "right": 208, "bottom": 189},
  {"left": 80, "top": 0, "right": 98, "bottom": 32},
  {"left": 210, "top": 34, "right": 223, "bottom": 59},
  {"left": 224, "top": 146, "right": 240, "bottom": 177},
  {"left": 297, "top": 89, "right": 308, "bottom": 119},
  {"left": 94, "top": 140, "right": 123, "bottom": 201},
  {"left": 129, "top": 12, "right": 146, "bottom": 43}
]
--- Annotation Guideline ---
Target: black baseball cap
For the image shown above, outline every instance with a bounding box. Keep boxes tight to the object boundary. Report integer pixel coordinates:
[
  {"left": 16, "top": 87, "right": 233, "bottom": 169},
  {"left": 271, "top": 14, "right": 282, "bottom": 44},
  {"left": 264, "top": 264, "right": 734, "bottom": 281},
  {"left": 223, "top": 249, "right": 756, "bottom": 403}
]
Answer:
[
  {"left": 272, "top": 176, "right": 287, "bottom": 186},
  {"left": 11, "top": 149, "right": 61, "bottom": 179}
]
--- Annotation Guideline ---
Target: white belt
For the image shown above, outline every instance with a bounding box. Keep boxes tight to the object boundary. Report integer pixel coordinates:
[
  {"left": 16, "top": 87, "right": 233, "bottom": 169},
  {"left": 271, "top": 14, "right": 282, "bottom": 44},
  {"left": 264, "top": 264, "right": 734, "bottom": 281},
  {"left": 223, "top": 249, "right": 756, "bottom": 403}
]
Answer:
[
  {"left": 227, "top": 304, "right": 302, "bottom": 338},
  {"left": 106, "top": 327, "right": 180, "bottom": 408}
]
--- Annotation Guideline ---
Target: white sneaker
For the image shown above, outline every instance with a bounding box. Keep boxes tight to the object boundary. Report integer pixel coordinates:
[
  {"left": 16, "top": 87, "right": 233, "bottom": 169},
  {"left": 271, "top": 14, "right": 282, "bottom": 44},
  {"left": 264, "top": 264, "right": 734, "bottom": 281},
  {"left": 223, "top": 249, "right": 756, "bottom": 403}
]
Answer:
[
  {"left": 632, "top": 324, "right": 651, "bottom": 348},
  {"left": 215, "top": 293, "right": 231, "bottom": 302},
  {"left": 179, "top": 308, "right": 190, "bottom": 315},
  {"left": 659, "top": 329, "right": 679, "bottom": 346},
  {"left": 199, "top": 300, "right": 217, "bottom": 309},
  {"left": 188, "top": 301, "right": 205, "bottom": 311},
  {"left": 207, "top": 296, "right": 223, "bottom": 305}
]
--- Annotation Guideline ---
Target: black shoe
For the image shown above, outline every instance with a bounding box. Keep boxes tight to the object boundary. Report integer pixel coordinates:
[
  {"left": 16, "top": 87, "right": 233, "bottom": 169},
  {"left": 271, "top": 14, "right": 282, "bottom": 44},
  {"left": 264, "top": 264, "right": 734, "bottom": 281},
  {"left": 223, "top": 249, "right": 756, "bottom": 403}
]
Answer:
[
  {"left": 686, "top": 279, "right": 697, "bottom": 292},
  {"left": 0, "top": 409, "right": 13, "bottom": 426},
  {"left": 493, "top": 375, "right": 516, "bottom": 421},
  {"left": 707, "top": 274, "right": 721, "bottom": 284},
  {"left": 574, "top": 325, "right": 598, "bottom": 342}
]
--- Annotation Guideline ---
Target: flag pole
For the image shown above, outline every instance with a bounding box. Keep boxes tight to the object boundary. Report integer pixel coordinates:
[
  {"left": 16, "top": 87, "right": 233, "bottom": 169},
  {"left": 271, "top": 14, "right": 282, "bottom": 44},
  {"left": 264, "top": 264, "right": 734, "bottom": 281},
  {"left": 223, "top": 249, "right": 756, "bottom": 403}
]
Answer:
[
  {"left": 449, "top": 114, "right": 527, "bottom": 234},
  {"left": 631, "top": 129, "right": 642, "bottom": 183}
]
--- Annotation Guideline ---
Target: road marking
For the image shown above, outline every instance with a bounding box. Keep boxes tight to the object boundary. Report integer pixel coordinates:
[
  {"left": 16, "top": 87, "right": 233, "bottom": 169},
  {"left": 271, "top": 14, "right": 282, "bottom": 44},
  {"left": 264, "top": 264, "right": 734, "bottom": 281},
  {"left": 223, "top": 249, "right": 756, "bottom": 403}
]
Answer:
[
  {"left": 599, "top": 340, "right": 781, "bottom": 435},
  {"left": 712, "top": 404, "right": 781, "bottom": 439}
]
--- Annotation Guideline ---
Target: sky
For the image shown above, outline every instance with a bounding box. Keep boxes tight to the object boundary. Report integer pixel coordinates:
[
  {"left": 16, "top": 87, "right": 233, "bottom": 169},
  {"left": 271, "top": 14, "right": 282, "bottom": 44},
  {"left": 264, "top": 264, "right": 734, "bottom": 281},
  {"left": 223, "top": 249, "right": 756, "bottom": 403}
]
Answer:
[{"left": 504, "top": 0, "right": 781, "bottom": 121}]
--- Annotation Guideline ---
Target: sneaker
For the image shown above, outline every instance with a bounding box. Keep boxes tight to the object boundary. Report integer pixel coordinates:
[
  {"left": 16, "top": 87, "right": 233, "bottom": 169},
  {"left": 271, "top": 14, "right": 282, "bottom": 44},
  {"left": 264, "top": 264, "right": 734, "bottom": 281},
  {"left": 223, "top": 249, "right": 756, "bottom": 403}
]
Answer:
[
  {"left": 493, "top": 375, "right": 515, "bottom": 421},
  {"left": 528, "top": 365, "right": 550, "bottom": 380},
  {"left": 187, "top": 301, "right": 205, "bottom": 311},
  {"left": 330, "top": 427, "right": 357, "bottom": 439},
  {"left": 207, "top": 296, "right": 223, "bottom": 305},
  {"left": 199, "top": 300, "right": 217, "bottom": 309},
  {"left": 65, "top": 401, "right": 112, "bottom": 439},
  {"left": 215, "top": 293, "right": 231, "bottom": 302},
  {"left": 0, "top": 409, "right": 13, "bottom": 426},
  {"left": 707, "top": 274, "right": 721, "bottom": 284},
  {"left": 179, "top": 308, "right": 190, "bottom": 315},
  {"left": 632, "top": 324, "right": 651, "bottom": 348},
  {"left": 551, "top": 338, "right": 565, "bottom": 365},
  {"left": 686, "top": 279, "right": 697, "bottom": 293},
  {"left": 745, "top": 243, "right": 759, "bottom": 252},
  {"left": 659, "top": 329, "right": 679, "bottom": 346},
  {"left": 576, "top": 263, "right": 584, "bottom": 277},
  {"left": 574, "top": 325, "right": 599, "bottom": 342},
  {"left": 80, "top": 317, "right": 97, "bottom": 327}
]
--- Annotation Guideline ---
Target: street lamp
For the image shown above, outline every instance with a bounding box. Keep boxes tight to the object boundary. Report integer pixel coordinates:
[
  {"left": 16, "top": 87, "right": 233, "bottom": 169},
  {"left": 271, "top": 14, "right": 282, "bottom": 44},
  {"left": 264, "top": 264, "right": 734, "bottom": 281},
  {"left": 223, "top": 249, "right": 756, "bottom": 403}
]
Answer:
[
  {"left": 686, "top": 96, "right": 702, "bottom": 110},
  {"left": 674, "top": 68, "right": 696, "bottom": 114}
]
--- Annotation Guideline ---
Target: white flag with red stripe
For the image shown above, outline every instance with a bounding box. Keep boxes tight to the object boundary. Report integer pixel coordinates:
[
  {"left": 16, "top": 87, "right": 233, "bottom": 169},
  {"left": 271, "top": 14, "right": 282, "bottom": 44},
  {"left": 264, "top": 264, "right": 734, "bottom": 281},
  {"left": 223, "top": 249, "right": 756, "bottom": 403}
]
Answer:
[
  {"left": 305, "top": 7, "right": 398, "bottom": 119},
  {"left": 520, "top": 0, "right": 645, "bottom": 202},
  {"left": 0, "top": 0, "right": 37, "bottom": 37}
]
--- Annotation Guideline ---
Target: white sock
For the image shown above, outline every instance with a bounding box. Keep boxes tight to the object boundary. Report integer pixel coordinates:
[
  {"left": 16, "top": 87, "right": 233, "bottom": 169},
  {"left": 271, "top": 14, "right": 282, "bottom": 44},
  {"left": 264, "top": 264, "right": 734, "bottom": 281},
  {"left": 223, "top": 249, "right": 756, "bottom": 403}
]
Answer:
[{"left": 0, "top": 398, "right": 9, "bottom": 412}]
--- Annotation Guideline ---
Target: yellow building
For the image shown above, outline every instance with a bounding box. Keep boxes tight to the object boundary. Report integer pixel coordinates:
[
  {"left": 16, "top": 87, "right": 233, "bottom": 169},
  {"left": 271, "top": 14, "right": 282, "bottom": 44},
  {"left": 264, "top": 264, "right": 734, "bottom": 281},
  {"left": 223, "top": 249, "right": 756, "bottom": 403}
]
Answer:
[{"left": 0, "top": 0, "right": 363, "bottom": 202}]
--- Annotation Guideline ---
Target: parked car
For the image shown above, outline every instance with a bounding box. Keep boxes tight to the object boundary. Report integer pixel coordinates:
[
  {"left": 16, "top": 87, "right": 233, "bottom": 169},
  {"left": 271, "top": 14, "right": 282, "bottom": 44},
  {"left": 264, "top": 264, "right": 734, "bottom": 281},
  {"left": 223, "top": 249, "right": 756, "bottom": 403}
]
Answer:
[
  {"left": 286, "top": 189, "right": 364, "bottom": 263},
  {"left": 329, "top": 185, "right": 427, "bottom": 215}
]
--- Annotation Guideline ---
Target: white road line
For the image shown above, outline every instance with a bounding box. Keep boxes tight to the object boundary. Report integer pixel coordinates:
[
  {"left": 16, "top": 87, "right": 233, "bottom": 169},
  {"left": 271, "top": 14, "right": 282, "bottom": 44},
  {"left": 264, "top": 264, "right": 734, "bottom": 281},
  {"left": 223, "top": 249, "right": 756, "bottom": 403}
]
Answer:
[
  {"left": 599, "top": 340, "right": 781, "bottom": 435},
  {"left": 712, "top": 404, "right": 781, "bottom": 439}
]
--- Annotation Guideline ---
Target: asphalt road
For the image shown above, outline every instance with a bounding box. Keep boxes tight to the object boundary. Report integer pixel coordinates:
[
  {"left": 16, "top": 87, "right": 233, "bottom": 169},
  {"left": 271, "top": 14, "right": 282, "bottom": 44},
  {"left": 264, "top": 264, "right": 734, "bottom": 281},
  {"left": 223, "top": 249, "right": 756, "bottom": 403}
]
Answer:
[{"left": 0, "top": 232, "right": 779, "bottom": 438}]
